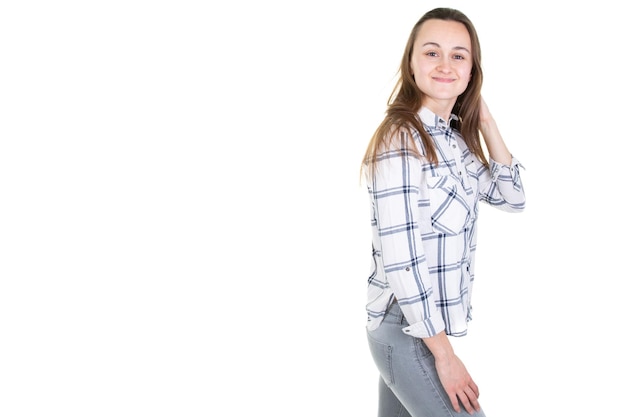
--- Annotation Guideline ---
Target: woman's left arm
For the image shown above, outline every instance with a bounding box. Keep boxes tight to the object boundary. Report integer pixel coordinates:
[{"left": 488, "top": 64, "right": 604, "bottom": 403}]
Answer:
[
  {"left": 478, "top": 96, "right": 512, "bottom": 165},
  {"left": 476, "top": 96, "right": 526, "bottom": 212}
]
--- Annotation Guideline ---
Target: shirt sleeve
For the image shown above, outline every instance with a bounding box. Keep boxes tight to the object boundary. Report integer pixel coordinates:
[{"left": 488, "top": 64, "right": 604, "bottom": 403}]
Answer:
[
  {"left": 478, "top": 156, "right": 526, "bottom": 212},
  {"left": 371, "top": 139, "right": 446, "bottom": 338}
]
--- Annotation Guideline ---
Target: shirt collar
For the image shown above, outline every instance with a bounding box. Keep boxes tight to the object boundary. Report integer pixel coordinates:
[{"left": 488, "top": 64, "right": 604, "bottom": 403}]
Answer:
[{"left": 418, "top": 107, "right": 459, "bottom": 130}]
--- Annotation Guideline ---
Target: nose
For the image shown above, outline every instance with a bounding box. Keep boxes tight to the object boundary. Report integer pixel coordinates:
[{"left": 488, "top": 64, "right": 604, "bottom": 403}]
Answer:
[{"left": 436, "top": 57, "right": 452, "bottom": 72}]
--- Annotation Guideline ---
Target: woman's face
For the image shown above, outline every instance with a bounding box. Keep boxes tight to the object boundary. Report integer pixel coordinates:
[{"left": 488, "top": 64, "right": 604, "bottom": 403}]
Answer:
[{"left": 410, "top": 19, "right": 473, "bottom": 112}]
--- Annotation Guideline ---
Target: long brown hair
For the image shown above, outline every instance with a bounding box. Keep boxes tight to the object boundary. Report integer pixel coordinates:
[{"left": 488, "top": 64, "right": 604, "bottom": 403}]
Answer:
[{"left": 361, "top": 8, "right": 487, "bottom": 178}]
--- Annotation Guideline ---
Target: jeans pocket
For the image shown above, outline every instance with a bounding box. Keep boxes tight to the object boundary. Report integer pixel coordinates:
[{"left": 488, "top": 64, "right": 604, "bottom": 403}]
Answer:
[{"left": 366, "top": 333, "right": 394, "bottom": 386}]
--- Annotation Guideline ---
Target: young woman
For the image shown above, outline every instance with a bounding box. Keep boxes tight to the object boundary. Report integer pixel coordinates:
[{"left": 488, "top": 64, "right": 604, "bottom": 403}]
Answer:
[{"left": 361, "top": 8, "right": 526, "bottom": 417}]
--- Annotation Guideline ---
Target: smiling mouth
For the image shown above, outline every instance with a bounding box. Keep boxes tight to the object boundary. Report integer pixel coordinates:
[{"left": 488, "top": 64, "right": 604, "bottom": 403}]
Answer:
[{"left": 433, "top": 77, "right": 455, "bottom": 83}]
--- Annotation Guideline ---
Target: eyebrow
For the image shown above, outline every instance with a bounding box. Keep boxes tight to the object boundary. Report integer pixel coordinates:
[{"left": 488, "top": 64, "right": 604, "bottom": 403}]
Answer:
[{"left": 422, "top": 42, "right": 470, "bottom": 54}]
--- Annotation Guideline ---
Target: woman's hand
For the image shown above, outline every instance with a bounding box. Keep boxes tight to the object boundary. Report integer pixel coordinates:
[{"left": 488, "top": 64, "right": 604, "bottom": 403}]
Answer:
[
  {"left": 478, "top": 96, "right": 512, "bottom": 165},
  {"left": 423, "top": 332, "right": 481, "bottom": 414},
  {"left": 478, "top": 95, "right": 494, "bottom": 125},
  {"left": 434, "top": 352, "right": 481, "bottom": 414}
]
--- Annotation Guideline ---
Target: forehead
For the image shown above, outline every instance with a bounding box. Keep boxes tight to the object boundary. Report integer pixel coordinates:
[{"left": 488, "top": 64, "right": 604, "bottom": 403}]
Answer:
[{"left": 415, "top": 19, "right": 471, "bottom": 49}]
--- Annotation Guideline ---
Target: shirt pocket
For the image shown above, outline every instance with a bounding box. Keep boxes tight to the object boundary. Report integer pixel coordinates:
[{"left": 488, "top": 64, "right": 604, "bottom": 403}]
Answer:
[{"left": 426, "top": 175, "right": 471, "bottom": 235}]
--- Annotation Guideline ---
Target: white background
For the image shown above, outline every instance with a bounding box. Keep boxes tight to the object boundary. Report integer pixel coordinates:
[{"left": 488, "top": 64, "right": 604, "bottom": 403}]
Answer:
[{"left": 1, "top": 1, "right": 624, "bottom": 416}]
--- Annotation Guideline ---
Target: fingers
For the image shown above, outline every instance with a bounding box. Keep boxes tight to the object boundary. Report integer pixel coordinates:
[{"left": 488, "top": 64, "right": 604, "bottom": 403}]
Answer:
[
  {"left": 456, "top": 385, "right": 480, "bottom": 415},
  {"left": 449, "top": 394, "right": 461, "bottom": 413},
  {"left": 469, "top": 379, "right": 480, "bottom": 398},
  {"left": 448, "top": 383, "right": 480, "bottom": 414}
]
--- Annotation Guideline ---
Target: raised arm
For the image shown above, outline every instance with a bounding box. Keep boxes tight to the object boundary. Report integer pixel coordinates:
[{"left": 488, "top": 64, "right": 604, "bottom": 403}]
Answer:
[{"left": 478, "top": 96, "right": 512, "bottom": 165}]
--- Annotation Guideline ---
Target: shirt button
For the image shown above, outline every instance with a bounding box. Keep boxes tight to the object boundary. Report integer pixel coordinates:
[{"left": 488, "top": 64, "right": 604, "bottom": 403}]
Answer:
[
  {"left": 452, "top": 144, "right": 457, "bottom": 148},
  {"left": 405, "top": 267, "right": 410, "bottom": 271}
]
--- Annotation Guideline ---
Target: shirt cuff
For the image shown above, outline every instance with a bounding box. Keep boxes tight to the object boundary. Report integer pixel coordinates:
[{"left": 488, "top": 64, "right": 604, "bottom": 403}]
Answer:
[
  {"left": 401, "top": 314, "right": 446, "bottom": 338},
  {"left": 489, "top": 155, "right": 524, "bottom": 187}
]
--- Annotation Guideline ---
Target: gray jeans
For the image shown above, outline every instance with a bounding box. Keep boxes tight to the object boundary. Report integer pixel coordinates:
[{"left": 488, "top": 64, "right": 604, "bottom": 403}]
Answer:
[{"left": 366, "top": 301, "right": 487, "bottom": 417}]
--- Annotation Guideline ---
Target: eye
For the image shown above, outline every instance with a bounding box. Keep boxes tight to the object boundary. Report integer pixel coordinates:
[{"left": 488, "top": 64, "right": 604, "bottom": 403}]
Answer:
[
  {"left": 425, "top": 51, "right": 438, "bottom": 57},
  {"left": 453, "top": 54, "right": 466, "bottom": 60}
]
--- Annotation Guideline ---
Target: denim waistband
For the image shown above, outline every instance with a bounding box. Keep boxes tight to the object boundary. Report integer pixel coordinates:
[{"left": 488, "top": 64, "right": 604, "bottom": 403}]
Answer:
[
  {"left": 383, "top": 299, "right": 432, "bottom": 355},
  {"left": 385, "top": 299, "right": 408, "bottom": 326}
]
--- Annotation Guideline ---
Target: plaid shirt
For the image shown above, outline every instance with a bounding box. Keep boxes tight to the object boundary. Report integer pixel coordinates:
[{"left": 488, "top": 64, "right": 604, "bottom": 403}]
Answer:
[{"left": 365, "top": 107, "right": 525, "bottom": 338}]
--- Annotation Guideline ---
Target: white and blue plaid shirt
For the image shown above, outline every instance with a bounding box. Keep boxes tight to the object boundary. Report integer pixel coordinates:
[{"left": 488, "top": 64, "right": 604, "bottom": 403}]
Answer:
[{"left": 365, "top": 107, "right": 525, "bottom": 338}]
